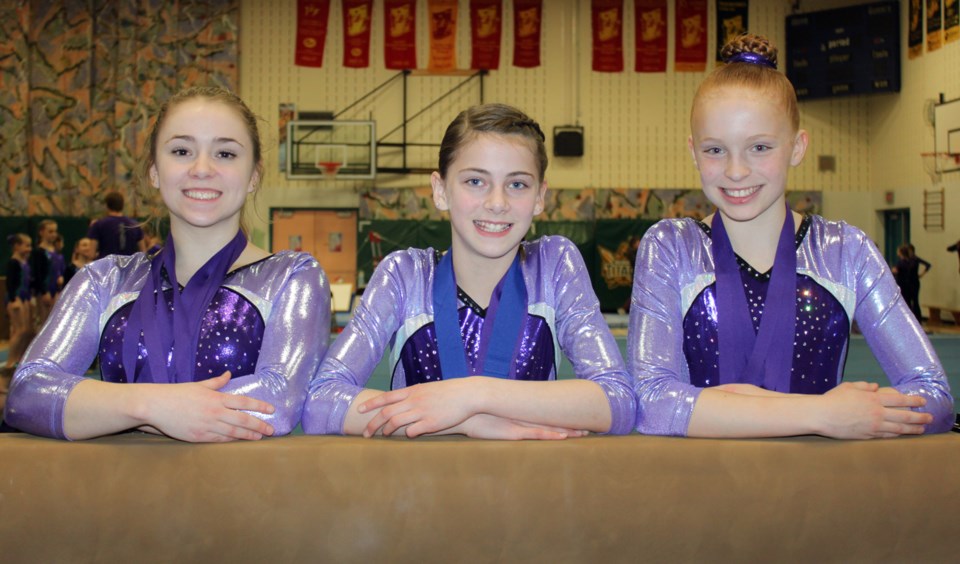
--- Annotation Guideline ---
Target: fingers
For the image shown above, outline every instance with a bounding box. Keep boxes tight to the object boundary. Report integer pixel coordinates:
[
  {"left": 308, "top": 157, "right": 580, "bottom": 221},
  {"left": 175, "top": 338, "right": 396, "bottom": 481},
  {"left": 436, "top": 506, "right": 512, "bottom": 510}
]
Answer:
[
  {"left": 882, "top": 406, "right": 933, "bottom": 426},
  {"left": 199, "top": 371, "right": 233, "bottom": 390},
  {"left": 357, "top": 389, "right": 408, "bottom": 414},
  {"left": 843, "top": 381, "right": 879, "bottom": 392},
  {"left": 364, "top": 406, "right": 418, "bottom": 438},
  {"left": 877, "top": 392, "right": 927, "bottom": 409},
  {"left": 221, "top": 393, "right": 276, "bottom": 415}
]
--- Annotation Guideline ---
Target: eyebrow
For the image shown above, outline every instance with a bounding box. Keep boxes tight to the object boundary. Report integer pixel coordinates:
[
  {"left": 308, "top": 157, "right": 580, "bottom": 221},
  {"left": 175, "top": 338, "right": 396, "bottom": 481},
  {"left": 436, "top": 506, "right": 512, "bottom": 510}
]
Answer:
[
  {"left": 459, "top": 167, "right": 535, "bottom": 177},
  {"left": 164, "top": 135, "right": 245, "bottom": 147}
]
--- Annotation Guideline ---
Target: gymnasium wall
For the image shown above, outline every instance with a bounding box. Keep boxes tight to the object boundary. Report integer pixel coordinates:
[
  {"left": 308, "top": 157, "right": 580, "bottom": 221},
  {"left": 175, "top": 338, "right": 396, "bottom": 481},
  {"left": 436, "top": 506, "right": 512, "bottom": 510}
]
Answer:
[{"left": 239, "top": 0, "right": 960, "bottom": 309}]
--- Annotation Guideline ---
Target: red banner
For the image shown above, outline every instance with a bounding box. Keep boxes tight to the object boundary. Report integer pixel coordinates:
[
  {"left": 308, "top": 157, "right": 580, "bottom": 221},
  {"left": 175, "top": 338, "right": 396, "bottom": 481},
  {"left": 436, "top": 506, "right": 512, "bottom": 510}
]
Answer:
[
  {"left": 384, "top": 0, "right": 417, "bottom": 69},
  {"left": 471, "top": 0, "right": 502, "bottom": 70},
  {"left": 634, "top": 0, "right": 666, "bottom": 72},
  {"left": 429, "top": 0, "right": 458, "bottom": 70},
  {"left": 675, "top": 0, "right": 707, "bottom": 71},
  {"left": 295, "top": 0, "right": 331, "bottom": 67},
  {"left": 342, "top": 0, "right": 372, "bottom": 68},
  {"left": 513, "top": 0, "right": 542, "bottom": 68},
  {"left": 592, "top": 0, "right": 624, "bottom": 72}
]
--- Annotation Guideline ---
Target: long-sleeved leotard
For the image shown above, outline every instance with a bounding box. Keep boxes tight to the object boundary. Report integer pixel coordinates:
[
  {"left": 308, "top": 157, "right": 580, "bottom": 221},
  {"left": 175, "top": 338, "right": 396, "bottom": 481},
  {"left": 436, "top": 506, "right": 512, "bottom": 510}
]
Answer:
[
  {"left": 5, "top": 259, "right": 31, "bottom": 303},
  {"left": 5, "top": 251, "right": 329, "bottom": 439},
  {"left": 302, "top": 235, "right": 637, "bottom": 435},
  {"left": 628, "top": 215, "right": 953, "bottom": 436}
]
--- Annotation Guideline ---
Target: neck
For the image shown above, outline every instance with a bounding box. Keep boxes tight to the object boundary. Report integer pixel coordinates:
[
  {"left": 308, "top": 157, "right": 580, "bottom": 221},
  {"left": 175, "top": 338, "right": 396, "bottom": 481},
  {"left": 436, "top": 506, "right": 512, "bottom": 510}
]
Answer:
[
  {"left": 107, "top": 211, "right": 124, "bottom": 217},
  {"left": 450, "top": 245, "right": 518, "bottom": 309},
  {"left": 170, "top": 219, "right": 243, "bottom": 284},
  {"left": 714, "top": 202, "right": 794, "bottom": 272}
]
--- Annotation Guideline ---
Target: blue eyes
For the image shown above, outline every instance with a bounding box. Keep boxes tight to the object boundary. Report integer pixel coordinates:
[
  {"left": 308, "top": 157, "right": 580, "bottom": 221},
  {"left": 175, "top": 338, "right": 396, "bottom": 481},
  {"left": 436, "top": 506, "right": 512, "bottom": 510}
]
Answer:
[
  {"left": 168, "top": 148, "right": 238, "bottom": 159},
  {"left": 464, "top": 178, "right": 529, "bottom": 190},
  {"left": 702, "top": 145, "right": 772, "bottom": 155}
]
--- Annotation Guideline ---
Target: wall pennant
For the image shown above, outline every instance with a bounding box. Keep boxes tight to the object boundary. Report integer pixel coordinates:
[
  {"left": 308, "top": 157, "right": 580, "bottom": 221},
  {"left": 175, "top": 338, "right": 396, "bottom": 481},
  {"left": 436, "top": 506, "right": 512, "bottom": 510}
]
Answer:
[
  {"left": 592, "top": 0, "right": 624, "bottom": 72},
  {"left": 295, "top": 0, "right": 331, "bottom": 67}
]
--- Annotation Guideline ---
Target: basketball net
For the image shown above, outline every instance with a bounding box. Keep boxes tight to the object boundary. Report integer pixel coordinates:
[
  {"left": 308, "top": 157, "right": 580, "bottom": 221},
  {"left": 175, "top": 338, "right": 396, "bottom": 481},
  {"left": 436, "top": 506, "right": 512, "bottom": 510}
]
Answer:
[
  {"left": 315, "top": 161, "right": 342, "bottom": 180},
  {"left": 921, "top": 152, "right": 960, "bottom": 185}
]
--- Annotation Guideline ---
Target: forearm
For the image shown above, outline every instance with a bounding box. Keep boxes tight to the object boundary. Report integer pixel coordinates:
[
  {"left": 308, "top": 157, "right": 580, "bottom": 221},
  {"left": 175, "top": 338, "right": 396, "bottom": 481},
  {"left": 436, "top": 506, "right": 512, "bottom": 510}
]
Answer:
[
  {"left": 62, "top": 379, "right": 153, "bottom": 440},
  {"left": 686, "top": 389, "right": 822, "bottom": 438},
  {"left": 473, "top": 377, "right": 613, "bottom": 433}
]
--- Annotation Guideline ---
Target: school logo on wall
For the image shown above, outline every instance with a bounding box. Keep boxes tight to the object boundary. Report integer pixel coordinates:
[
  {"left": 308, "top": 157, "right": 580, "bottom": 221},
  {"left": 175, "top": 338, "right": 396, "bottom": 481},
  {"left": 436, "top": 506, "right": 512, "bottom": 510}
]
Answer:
[{"left": 598, "top": 244, "right": 634, "bottom": 290}]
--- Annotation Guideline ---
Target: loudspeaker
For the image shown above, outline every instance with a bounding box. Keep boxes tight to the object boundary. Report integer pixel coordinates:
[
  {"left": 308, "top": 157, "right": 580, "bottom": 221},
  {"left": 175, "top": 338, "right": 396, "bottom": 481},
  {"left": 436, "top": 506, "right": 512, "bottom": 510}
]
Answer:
[{"left": 553, "top": 126, "right": 584, "bottom": 157}]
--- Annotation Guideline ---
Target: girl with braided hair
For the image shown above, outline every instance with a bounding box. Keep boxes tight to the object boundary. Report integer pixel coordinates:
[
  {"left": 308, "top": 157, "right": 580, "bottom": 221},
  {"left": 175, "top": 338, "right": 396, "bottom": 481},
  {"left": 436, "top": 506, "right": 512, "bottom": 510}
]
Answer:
[
  {"left": 629, "top": 34, "right": 953, "bottom": 438},
  {"left": 304, "top": 103, "right": 636, "bottom": 439}
]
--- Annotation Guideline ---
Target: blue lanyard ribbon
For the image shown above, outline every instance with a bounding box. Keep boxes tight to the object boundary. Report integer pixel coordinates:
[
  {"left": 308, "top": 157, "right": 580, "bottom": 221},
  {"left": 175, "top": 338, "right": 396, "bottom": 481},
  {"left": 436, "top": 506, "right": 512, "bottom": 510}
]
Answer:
[{"left": 432, "top": 249, "right": 527, "bottom": 379}]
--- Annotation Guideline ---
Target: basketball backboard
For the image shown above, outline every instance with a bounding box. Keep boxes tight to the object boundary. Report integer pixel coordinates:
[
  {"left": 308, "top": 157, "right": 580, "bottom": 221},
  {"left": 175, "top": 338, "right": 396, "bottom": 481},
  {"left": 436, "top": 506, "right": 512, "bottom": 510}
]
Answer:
[
  {"left": 934, "top": 96, "right": 960, "bottom": 174},
  {"left": 286, "top": 119, "right": 376, "bottom": 180}
]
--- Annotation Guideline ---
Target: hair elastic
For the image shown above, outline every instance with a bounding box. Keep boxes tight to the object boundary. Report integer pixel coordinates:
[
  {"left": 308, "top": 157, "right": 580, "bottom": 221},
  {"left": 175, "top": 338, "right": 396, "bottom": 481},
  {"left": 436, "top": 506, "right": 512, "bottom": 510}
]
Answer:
[{"left": 727, "top": 51, "right": 777, "bottom": 70}]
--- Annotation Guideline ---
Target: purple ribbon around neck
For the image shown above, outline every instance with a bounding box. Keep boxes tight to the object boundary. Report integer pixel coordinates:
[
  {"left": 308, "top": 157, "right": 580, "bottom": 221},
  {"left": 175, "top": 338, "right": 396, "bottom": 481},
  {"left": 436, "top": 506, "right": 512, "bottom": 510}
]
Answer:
[
  {"left": 122, "top": 230, "right": 248, "bottom": 383},
  {"left": 712, "top": 205, "right": 797, "bottom": 392}
]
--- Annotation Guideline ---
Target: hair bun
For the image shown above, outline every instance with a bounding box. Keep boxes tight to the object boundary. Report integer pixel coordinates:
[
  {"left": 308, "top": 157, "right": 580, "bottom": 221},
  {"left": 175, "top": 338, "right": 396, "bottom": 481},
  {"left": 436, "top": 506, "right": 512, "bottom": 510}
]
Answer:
[{"left": 720, "top": 33, "right": 778, "bottom": 69}]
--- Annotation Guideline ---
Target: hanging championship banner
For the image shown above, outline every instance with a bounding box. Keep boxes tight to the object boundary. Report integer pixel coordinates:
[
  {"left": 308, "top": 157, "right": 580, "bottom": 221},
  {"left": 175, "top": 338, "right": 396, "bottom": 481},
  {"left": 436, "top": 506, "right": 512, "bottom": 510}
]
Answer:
[
  {"left": 385, "top": 0, "right": 417, "bottom": 69},
  {"left": 675, "top": 0, "right": 708, "bottom": 71},
  {"left": 927, "top": 0, "right": 943, "bottom": 52},
  {"left": 945, "top": 0, "right": 958, "bottom": 44},
  {"left": 295, "top": 0, "right": 331, "bottom": 67},
  {"left": 428, "top": 0, "right": 458, "bottom": 71},
  {"left": 471, "top": 0, "right": 502, "bottom": 70},
  {"left": 634, "top": 0, "right": 667, "bottom": 72},
  {"left": 513, "top": 0, "right": 542, "bottom": 68},
  {"left": 716, "top": 0, "right": 748, "bottom": 62},
  {"left": 592, "top": 0, "right": 624, "bottom": 72},
  {"left": 908, "top": 0, "right": 924, "bottom": 58},
  {"left": 342, "top": 0, "right": 372, "bottom": 68}
]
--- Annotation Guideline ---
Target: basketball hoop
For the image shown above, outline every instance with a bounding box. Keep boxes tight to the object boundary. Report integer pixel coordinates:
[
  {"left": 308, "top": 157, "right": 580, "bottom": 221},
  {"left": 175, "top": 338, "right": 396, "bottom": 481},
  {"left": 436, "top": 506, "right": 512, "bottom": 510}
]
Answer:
[
  {"left": 315, "top": 161, "right": 343, "bottom": 180},
  {"left": 921, "top": 152, "right": 960, "bottom": 184}
]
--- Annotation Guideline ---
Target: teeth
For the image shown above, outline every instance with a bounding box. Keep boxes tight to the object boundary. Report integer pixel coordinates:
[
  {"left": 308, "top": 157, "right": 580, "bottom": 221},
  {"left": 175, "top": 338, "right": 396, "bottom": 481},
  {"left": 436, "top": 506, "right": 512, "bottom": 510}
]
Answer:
[
  {"left": 474, "top": 220, "right": 511, "bottom": 233},
  {"left": 184, "top": 190, "right": 219, "bottom": 200},
  {"left": 723, "top": 186, "right": 760, "bottom": 198}
]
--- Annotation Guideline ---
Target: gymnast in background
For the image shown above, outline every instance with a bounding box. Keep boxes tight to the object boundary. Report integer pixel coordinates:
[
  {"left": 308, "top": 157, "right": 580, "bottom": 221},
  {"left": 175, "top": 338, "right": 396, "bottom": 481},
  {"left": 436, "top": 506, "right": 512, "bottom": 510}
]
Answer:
[
  {"left": 4, "top": 86, "right": 329, "bottom": 441},
  {"left": 629, "top": 34, "right": 953, "bottom": 438},
  {"left": 303, "top": 103, "right": 636, "bottom": 438},
  {"left": 4, "top": 234, "right": 34, "bottom": 373}
]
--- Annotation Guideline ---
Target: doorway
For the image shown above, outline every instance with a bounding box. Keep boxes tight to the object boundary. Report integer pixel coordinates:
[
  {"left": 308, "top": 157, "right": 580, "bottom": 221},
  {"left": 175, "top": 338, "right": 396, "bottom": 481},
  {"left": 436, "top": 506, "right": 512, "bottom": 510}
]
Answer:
[
  {"left": 880, "top": 208, "right": 910, "bottom": 266},
  {"left": 270, "top": 209, "right": 358, "bottom": 289}
]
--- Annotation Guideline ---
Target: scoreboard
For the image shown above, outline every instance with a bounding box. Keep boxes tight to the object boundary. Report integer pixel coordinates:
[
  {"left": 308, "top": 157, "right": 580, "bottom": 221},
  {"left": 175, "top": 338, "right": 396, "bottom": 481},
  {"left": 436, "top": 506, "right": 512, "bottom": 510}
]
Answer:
[{"left": 786, "top": 0, "right": 900, "bottom": 100}]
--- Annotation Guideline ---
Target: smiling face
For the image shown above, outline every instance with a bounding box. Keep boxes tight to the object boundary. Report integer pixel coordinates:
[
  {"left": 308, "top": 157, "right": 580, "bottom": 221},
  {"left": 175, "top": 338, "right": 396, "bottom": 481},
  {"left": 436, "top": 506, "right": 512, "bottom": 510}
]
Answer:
[
  {"left": 432, "top": 132, "right": 546, "bottom": 273},
  {"left": 12, "top": 235, "right": 32, "bottom": 260},
  {"left": 688, "top": 85, "right": 807, "bottom": 226},
  {"left": 76, "top": 238, "right": 96, "bottom": 261},
  {"left": 148, "top": 98, "right": 260, "bottom": 238}
]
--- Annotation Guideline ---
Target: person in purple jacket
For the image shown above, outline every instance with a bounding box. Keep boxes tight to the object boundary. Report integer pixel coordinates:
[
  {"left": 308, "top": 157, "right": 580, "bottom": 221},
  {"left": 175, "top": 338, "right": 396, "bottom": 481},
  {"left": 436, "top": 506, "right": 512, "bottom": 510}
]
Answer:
[
  {"left": 87, "top": 191, "right": 144, "bottom": 257},
  {"left": 628, "top": 34, "right": 953, "bottom": 438},
  {"left": 303, "top": 103, "right": 636, "bottom": 439},
  {"left": 4, "top": 87, "right": 329, "bottom": 441}
]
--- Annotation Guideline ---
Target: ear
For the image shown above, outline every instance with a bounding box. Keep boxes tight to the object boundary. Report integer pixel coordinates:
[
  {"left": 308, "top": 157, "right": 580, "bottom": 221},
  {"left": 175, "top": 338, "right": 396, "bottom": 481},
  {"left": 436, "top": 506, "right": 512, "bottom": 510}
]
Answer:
[
  {"left": 431, "top": 171, "right": 449, "bottom": 211},
  {"left": 149, "top": 164, "right": 160, "bottom": 188},
  {"left": 533, "top": 180, "right": 547, "bottom": 216},
  {"left": 790, "top": 130, "right": 809, "bottom": 167},
  {"left": 247, "top": 167, "right": 261, "bottom": 194},
  {"left": 687, "top": 135, "right": 699, "bottom": 170}
]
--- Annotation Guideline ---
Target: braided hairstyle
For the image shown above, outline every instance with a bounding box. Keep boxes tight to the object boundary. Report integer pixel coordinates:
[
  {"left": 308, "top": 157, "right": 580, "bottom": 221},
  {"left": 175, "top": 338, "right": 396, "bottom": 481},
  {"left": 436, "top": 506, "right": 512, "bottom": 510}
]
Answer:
[
  {"left": 692, "top": 33, "right": 799, "bottom": 132},
  {"left": 437, "top": 103, "right": 548, "bottom": 182}
]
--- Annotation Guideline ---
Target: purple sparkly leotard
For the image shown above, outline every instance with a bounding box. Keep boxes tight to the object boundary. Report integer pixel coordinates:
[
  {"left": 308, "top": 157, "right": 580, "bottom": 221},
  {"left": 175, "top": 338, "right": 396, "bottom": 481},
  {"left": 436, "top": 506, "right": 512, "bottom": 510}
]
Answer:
[
  {"left": 5, "top": 251, "right": 330, "bottom": 439},
  {"left": 302, "top": 236, "right": 637, "bottom": 435},
  {"left": 629, "top": 215, "right": 954, "bottom": 436}
]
